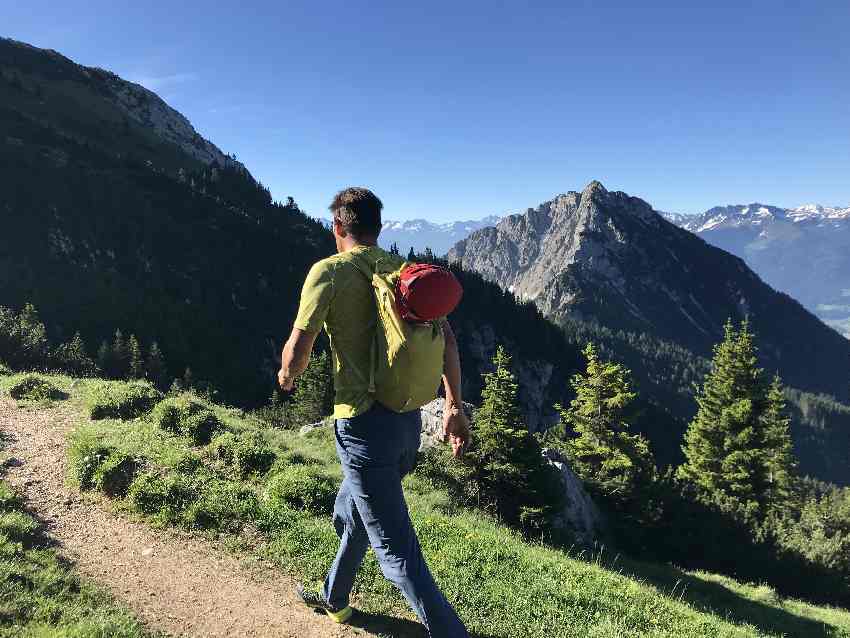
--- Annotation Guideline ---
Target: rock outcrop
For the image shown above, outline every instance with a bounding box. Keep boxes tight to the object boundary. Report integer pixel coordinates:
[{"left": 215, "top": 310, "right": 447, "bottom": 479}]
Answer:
[{"left": 418, "top": 398, "right": 604, "bottom": 545}]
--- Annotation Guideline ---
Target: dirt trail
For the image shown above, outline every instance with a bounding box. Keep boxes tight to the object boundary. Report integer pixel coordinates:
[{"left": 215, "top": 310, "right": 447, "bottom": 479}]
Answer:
[{"left": 0, "top": 398, "right": 419, "bottom": 638}]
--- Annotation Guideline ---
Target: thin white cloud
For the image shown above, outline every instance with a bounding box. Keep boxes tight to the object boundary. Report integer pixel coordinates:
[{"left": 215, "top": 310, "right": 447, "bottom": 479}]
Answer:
[{"left": 127, "top": 72, "right": 199, "bottom": 91}]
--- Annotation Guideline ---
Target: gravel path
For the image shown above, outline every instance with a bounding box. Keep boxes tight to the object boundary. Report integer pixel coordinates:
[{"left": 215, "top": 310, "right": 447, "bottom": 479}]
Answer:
[{"left": 0, "top": 398, "right": 422, "bottom": 638}]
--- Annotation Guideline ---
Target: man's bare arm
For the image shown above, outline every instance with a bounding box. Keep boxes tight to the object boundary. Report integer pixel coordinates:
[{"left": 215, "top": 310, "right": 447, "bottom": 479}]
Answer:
[
  {"left": 440, "top": 319, "right": 470, "bottom": 457},
  {"left": 278, "top": 327, "right": 320, "bottom": 391}
]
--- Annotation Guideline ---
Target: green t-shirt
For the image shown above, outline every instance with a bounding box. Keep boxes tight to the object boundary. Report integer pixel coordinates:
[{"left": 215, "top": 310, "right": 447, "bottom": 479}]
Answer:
[{"left": 294, "top": 245, "right": 405, "bottom": 419}]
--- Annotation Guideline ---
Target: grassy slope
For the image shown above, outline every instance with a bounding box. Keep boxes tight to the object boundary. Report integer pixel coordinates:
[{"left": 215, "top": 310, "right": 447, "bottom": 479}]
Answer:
[
  {"left": 4, "top": 372, "right": 849, "bottom": 638},
  {"left": 0, "top": 397, "right": 153, "bottom": 636}
]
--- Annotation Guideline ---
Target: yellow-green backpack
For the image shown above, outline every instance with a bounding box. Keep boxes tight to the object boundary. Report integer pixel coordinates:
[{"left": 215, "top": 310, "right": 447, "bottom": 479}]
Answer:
[{"left": 350, "top": 253, "right": 445, "bottom": 413}]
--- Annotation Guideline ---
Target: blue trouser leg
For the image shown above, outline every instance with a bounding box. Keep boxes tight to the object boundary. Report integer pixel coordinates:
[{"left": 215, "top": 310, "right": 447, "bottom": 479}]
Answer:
[
  {"left": 323, "top": 477, "right": 370, "bottom": 609},
  {"left": 324, "top": 404, "right": 469, "bottom": 638}
]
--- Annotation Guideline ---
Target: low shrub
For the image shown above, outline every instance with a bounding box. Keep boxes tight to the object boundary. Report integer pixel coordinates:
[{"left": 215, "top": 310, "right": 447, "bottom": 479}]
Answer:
[
  {"left": 127, "top": 471, "right": 197, "bottom": 522},
  {"left": 151, "top": 396, "right": 221, "bottom": 444},
  {"left": 8, "top": 374, "right": 65, "bottom": 402},
  {"left": 68, "top": 436, "right": 115, "bottom": 491},
  {"left": 183, "top": 480, "right": 260, "bottom": 530},
  {"left": 88, "top": 382, "right": 162, "bottom": 420},
  {"left": 264, "top": 466, "right": 337, "bottom": 516},
  {"left": 0, "top": 361, "right": 10, "bottom": 376},
  {"left": 182, "top": 411, "right": 221, "bottom": 446},
  {"left": 278, "top": 451, "right": 322, "bottom": 467},
  {"left": 209, "top": 431, "right": 276, "bottom": 477},
  {"left": 92, "top": 450, "right": 138, "bottom": 497}
]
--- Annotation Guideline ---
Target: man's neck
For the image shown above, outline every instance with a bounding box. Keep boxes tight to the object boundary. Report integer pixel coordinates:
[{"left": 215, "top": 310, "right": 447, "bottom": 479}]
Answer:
[{"left": 340, "top": 238, "right": 378, "bottom": 253}]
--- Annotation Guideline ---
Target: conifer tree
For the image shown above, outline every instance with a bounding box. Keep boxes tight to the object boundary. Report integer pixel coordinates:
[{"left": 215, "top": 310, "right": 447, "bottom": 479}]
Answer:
[
  {"left": 389, "top": 242, "right": 400, "bottom": 255},
  {"left": 111, "top": 329, "right": 129, "bottom": 379},
  {"left": 678, "top": 320, "right": 796, "bottom": 520},
  {"left": 289, "top": 351, "right": 334, "bottom": 426},
  {"left": 407, "top": 247, "right": 416, "bottom": 261},
  {"left": 468, "top": 346, "right": 562, "bottom": 532},
  {"left": 53, "top": 332, "right": 96, "bottom": 376},
  {"left": 96, "top": 340, "right": 111, "bottom": 376},
  {"left": 182, "top": 367, "right": 195, "bottom": 390},
  {"left": 127, "top": 334, "right": 144, "bottom": 379},
  {"left": 554, "top": 343, "right": 654, "bottom": 504},
  {"left": 423, "top": 247, "right": 435, "bottom": 263},
  {"left": 760, "top": 375, "right": 796, "bottom": 513},
  {"left": 145, "top": 341, "right": 166, "bottom": 387}
]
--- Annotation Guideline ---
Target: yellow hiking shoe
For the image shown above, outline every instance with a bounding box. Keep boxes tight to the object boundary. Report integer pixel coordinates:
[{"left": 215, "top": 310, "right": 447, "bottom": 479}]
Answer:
[{"left": 296, "top": 583, "right": 354, "bottom": 624}]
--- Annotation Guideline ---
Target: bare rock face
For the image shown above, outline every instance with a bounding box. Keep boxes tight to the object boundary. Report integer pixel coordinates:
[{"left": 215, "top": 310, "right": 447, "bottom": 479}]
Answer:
[
  {"left": 542, "top": 448, "right": 605, "bottom": 546},
  {"left": 98, "top": 71, "right": 244, "bottom": 170},
  {"left": 418, "top": 398, "right": 604, "bottom": 545}
]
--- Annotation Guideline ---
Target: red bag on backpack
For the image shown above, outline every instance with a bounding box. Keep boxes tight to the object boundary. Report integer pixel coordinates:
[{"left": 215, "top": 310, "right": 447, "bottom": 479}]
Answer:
[{"left": 396, "top": 264, "right": 463, "bottom": 323}]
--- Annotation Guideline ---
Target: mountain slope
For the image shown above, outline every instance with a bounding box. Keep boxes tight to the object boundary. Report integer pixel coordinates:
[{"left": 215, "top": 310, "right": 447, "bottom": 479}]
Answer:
[
  {"left": 449, "top": 181, "right": 850, "bottom": 402},
  {"left": 663, "top": 204, "right": 850, "bottom": 337}
]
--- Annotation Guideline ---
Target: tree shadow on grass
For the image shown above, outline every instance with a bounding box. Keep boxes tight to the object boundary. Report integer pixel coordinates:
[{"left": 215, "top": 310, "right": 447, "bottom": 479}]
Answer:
[
  {"left": 618, "top": 559, "right": 843, "bottom": 638},
  {"left": 347, "top": 609, "right": 497, "bottom": 638}
]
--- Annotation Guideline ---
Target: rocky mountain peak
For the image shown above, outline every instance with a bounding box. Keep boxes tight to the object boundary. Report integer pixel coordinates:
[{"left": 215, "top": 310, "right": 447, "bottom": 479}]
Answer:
[
  {"left": 449, "top": 184, "right": 850, "bottom": 400},
  {"left": 581, "top": 179, "right": 608, "bottom": 199}
]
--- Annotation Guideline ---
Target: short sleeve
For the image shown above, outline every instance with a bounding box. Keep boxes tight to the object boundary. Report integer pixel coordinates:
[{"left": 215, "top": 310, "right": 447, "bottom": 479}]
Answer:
[{"left": 293, "top": 260, "right": 335, "bottom": 332}]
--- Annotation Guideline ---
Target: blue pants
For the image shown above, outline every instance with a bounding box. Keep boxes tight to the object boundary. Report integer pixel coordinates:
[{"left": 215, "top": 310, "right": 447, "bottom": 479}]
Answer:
[{"left": 323, "top": 403, "right": 469, "bottom": 638}]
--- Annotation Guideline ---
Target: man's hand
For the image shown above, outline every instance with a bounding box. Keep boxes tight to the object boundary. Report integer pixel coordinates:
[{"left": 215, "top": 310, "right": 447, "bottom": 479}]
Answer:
[
  {"left": 277, "top": 368, "right": 294, "bottom": 392},
  {"left": 443, "top": 403, "right": 471, "bottom": 458},
  {"left": 279, "top": 327, "right": 319, "bottom": 393}
]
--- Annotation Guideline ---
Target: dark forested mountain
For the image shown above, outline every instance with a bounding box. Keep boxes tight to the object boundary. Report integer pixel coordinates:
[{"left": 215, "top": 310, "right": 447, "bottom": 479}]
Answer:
[
  {"left": 662, "top": 204, "right": 850, "bottom": 338},
  {"left": 449, "top": 181, "right": 850, "bottom": 402},
  {"left": 0, "top": 37, "right": 581, "bottom": 418}
]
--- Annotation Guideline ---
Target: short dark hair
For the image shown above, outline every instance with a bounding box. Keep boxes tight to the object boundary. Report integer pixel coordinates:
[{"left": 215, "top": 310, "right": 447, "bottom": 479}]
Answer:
[{"left": 329, "top": 187, "right": 382, "bottom": 238}]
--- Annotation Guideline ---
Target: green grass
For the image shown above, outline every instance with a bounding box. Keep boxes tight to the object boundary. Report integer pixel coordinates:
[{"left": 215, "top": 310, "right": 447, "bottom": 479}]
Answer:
[
  {"left": 6, "top": 374, "right": 66, "bottom": 404},
  {"left": 51, "top": 376, "right": 850, "bottom": 637},
  {"left": 86, "top": 380, "right": 161, "bottom": 420},
  {"left": 0, "top": 472, "right": 153, "bottom": 637}
]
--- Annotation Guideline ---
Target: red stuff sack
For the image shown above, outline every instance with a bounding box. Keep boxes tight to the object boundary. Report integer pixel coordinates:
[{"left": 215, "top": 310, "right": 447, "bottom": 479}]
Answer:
[{"left": 396, "top": 263, "right": 463, "bottom": 323}]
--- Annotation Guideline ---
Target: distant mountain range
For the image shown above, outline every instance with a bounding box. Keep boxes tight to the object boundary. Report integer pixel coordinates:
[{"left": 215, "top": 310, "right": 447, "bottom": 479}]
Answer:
[
  {"left": 662, "top": 204, "right": 850, "bottom": 337},
  {"left": 318, "top": 216, "right": 502, "bottom": 255}
]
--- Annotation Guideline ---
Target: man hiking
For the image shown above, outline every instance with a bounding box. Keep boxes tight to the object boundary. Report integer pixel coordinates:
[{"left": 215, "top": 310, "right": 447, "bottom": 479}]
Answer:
[{"left": 278, "top": 187, "right": 471, "bottom": 637}]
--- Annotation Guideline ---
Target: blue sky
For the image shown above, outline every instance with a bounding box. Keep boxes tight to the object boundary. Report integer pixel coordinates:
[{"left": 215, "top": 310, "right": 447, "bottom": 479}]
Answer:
[{"left": 5, "top": 1, "right": 849, "bottom": 221}]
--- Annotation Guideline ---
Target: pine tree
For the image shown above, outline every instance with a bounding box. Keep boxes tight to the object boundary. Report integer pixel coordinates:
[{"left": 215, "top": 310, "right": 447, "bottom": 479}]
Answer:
[
  {"left": 760, "top": 375, "right": 796, "bottom": 513},
  {"left": 111, "top": 329, "right": 129, "bottom": 379},
  {"left": 423, "top": 247, "right": 435, "bottom": 263},
  {"left": 554, "top": 343, "right": 654, "bottom": 504},
  {"left": 127, "top": 334, "right": 144, "bottom": 379},
  {"left": 678, "top": 320, "right": 795, "bottom": 521},
  {"left": 289, "top": 351, "right": 334, "bottom": 427},
  {"left": 145, "top": 341, "right": 166, "bottom": 387},
  {"left": 182, "top": 367, "right": 195, "bottom": 390},
  {"left": 96, "top": 340, "right": 111, "bottom": 376},
  {"left": 389, "top": 242, "right": 400, "bottom": 255},
  {"left": 407, "top": 247, "right": 416, "bottom": 261},
  {"left": 467, "top": 346, "right": 562, "bottom": 532},
  {"left": 53, "top": 332, "right": 96, "bottom": 376}
]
